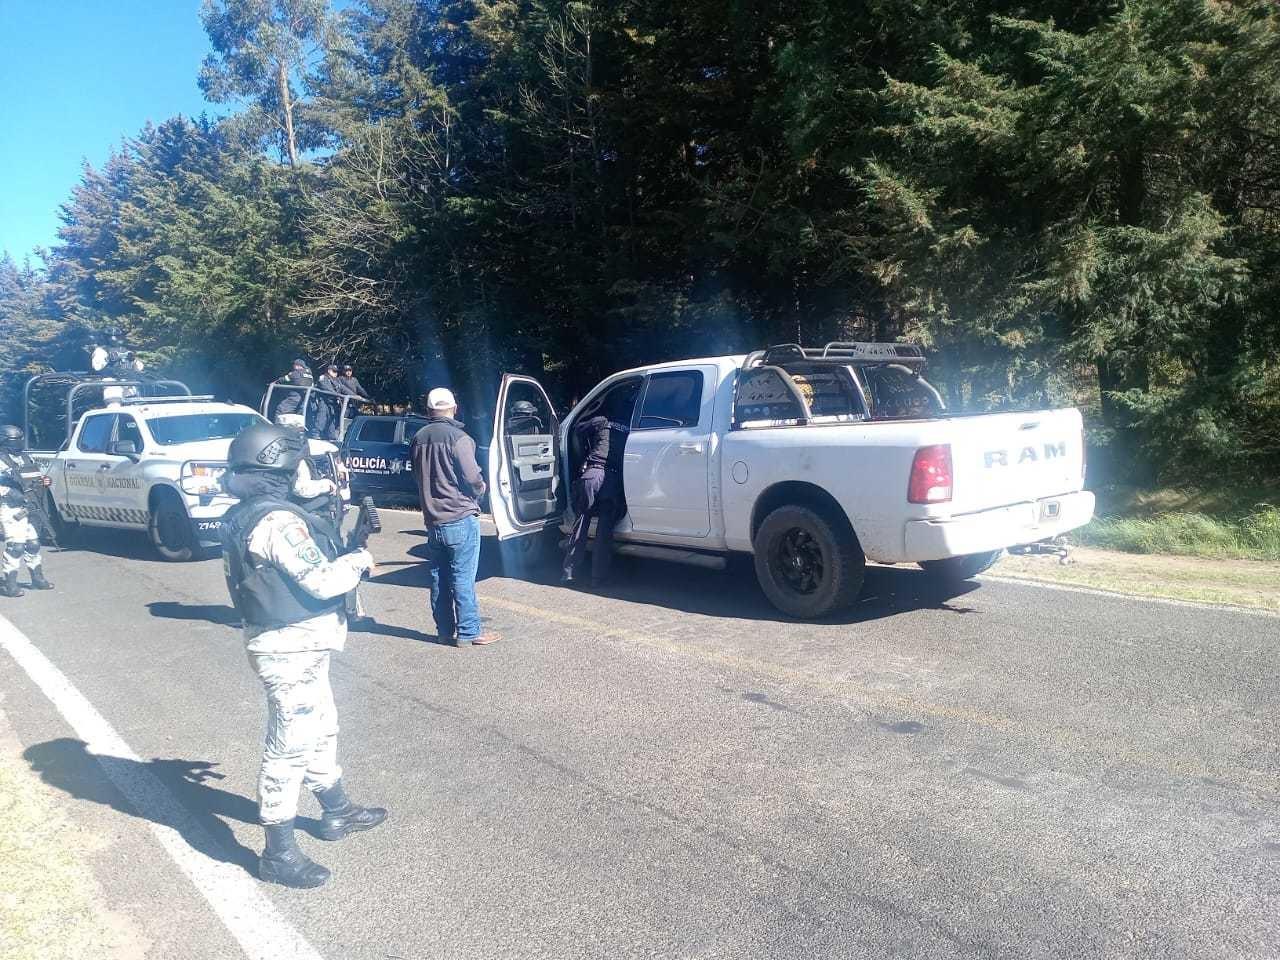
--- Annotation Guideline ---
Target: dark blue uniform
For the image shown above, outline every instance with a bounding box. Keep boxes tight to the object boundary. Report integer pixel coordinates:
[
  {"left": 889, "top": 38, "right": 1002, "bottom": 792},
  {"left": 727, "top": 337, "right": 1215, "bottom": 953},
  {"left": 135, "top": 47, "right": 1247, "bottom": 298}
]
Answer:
[{"left": 562, "top": 415, "right": 629, "bottom": 584}]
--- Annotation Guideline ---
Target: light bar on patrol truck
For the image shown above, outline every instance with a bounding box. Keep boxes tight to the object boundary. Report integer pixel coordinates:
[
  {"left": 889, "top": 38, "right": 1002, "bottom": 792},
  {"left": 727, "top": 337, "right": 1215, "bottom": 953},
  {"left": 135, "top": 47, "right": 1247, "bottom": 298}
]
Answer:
[{"left": 119, "top": 394, "right": 217, "bottom": 405}]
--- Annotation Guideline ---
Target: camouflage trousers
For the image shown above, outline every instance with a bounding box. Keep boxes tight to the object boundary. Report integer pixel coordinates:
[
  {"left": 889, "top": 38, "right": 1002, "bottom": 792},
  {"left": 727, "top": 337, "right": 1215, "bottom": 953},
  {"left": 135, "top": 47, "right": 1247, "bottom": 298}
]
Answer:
[
  {"left": 248, "top": 649, "right": 342, "bottom": 824},
  {"left": 0, "top": 503, "right": 41, "bottom": 576}
]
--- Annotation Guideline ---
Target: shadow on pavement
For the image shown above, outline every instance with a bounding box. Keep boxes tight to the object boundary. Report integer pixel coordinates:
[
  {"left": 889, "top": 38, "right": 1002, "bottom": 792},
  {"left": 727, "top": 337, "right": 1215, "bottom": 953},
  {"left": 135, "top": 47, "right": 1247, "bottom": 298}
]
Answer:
[
  {"left": 53, "top": 527, "right": 221, "bottom": 565},
  {"left": 578, "top": 560, "right": 981, "bottom": 625},
  {"left": 369, "top": 540, "right": 980, "bottom": 625},
  {"left": 350, "top": 619, "right": 451, "bottom": 645},
  {"left": 146, "top": 600, "right": 449, "bottom": 646},
  {"left": 148, "top": 601, "right": 241, "bottom": 626},
  {"left": 22, "top": 738, "right": 331, "bottom": 875}
]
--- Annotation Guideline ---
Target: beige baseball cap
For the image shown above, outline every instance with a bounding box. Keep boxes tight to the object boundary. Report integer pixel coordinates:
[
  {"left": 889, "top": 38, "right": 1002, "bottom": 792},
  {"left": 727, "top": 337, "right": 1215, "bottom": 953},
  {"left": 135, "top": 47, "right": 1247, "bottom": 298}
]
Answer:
[{"left": 427, "top": 387, "right": 457, "bottom": 411}]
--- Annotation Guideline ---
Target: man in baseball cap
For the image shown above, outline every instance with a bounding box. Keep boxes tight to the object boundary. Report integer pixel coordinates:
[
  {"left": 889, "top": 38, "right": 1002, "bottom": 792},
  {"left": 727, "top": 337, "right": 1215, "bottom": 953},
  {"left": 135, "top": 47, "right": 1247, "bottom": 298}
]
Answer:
[{"left": 408, "top": 388, "right": 499, "bottom": 646}]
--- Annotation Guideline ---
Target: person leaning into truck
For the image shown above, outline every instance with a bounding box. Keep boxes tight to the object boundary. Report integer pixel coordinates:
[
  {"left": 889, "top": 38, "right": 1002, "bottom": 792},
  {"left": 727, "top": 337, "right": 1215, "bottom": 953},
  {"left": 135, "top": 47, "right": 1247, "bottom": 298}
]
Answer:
[
  {"left": 409, "top": 388, "right": 500, "bottom": 648},
  {"left": 561, "top": 393, "right": 630, "bottom": 587}
]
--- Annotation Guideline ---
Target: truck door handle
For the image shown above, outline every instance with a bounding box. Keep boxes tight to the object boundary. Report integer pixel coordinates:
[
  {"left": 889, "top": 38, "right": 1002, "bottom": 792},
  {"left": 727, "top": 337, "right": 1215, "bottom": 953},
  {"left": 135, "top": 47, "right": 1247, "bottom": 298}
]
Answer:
[
  {"left": 678, "top": 442, "right": 704, "bottom": 455},
  {"left": 99, "top": 464, "right": 111, "bottom": 471}
]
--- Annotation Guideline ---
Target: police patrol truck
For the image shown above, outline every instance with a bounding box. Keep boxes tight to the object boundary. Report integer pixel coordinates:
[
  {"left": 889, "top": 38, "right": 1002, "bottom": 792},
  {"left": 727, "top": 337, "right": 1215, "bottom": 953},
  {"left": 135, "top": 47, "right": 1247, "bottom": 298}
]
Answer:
[{"left": 26, "top": 374, "right": 346, "bottom": 561}]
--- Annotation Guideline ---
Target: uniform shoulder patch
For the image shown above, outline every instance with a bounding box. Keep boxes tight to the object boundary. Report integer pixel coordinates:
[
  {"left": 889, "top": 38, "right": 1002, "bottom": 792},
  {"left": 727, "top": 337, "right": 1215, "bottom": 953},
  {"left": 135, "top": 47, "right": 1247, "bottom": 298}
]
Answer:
[
  {"left": 282, "top": 522, "right": 310, "bottom": 547},
  {"left": 298, "top": 544, "right": 323, "bottom": 566}
]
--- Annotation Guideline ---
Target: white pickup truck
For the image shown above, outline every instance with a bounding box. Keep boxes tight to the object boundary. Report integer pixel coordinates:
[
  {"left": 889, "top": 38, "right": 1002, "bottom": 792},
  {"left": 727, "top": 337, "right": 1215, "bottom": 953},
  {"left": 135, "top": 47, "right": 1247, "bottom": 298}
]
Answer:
[
  {"left": 36, "top": 391, "right": 346, "bottom": 561},
  {"left": 484, "top": 342, "right": 1094, "bottom": 619}
]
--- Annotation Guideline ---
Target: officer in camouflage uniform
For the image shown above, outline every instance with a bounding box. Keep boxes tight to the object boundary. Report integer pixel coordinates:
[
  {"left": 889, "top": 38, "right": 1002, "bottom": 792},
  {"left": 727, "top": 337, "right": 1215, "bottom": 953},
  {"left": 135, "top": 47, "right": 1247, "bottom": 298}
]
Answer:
[
  {"left": 220, "top": 422, "right": 386, "bottom": 889},
  {"left": 0, "top": 425, "right": 53, "bottom": 598}
]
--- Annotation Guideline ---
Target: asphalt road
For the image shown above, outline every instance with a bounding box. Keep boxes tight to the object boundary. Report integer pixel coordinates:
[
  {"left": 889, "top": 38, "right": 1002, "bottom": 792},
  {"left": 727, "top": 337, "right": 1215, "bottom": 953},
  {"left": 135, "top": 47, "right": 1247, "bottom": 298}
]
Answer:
[{"left": 0, "top": 511, "right": 1277, "bottom": 960}]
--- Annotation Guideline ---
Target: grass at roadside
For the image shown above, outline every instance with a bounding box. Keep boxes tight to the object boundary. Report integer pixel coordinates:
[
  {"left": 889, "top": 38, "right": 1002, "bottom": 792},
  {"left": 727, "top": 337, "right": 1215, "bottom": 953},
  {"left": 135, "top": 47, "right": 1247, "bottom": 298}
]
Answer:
[
  {"left": 1077, "top": 485, "right": 1280, "bottom": 561},
  {"left": 994, "top": 546, "right": 1280, "bottom": 612},
  {"left": 0, "top": 717, "right": 140, "bottom": 960}
]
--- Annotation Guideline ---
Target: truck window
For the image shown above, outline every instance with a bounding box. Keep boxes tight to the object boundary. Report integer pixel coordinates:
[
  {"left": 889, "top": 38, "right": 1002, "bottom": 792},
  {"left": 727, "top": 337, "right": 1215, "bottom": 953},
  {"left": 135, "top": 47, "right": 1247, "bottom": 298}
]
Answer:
[
  {"left": 862, "top": 365, "right": 945, "bottom": 420},
  {"left": 77, "top": 414, "right": 116, "bottom": 453},
  {"left": 637, "top": 371, "right": 703, "bottom": 429},
  {"left": 357, "top": 419, "right": 396, "bottom": 443},
  {"left": 735, "top": 368, "right": 806, "bottom": 426},
  {"left": 117, "top": 415, "right": 144, "bottom": 451},
  {"left": 783, "top": 365, "right": 864, "bottom": 423},
  {"left": 148, "top": 413, "right": 262, "bottom": 445},
  {"left": 504, "top": 382, "right": 552, "bottom": 436},
  {"left": 403, "top": 418, "right": 430, "bottom": 442}
]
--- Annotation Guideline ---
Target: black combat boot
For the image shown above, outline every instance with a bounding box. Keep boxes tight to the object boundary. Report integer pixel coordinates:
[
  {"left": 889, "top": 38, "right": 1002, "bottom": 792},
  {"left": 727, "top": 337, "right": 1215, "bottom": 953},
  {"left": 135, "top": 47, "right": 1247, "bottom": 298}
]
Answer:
[
  {"left": 1, "top": 572, "right": 22, "bottom": 598},
  {"left": 316, "top": 780, "right": 388, "bottom": 841},
  {"left": 29, "top": 567, "right": 52, "bottom": 590},
  {"left": 259, "top": 820, "right": 331, "bottom": 889}
]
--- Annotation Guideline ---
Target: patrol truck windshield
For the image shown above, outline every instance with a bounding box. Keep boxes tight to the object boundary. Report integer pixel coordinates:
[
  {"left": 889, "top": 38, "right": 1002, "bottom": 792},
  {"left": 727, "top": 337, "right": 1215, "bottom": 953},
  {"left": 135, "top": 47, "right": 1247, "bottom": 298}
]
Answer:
[{"left": 148, "top": 413, "right": 263, "bottom": 445}]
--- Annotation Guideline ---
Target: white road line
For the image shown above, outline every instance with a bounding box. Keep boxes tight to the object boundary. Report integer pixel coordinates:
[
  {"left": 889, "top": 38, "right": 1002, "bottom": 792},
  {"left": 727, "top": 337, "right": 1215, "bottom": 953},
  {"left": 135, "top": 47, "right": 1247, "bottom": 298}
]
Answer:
[
  {"left": 0, "top": 613, "right": 324, "bottom": 960},
  {"left": 980, "top": 573, "right": 1280, "bottom": 617}
]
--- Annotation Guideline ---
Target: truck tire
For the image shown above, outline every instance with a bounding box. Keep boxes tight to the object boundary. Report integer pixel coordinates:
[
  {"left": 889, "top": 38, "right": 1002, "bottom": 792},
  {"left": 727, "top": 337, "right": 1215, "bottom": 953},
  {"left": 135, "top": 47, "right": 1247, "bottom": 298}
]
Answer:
[
  {"left": 918, "top": 549, "right": 1003, "bottom": 585},
  {"left": 149, "top": 489, "right": 197, "bottom": 562},
  {"left": 753, "top": 504, "right": 865, "bottom": 619},
  {"left": 45, "top": 492, "right": 78, "bottom": 546}
]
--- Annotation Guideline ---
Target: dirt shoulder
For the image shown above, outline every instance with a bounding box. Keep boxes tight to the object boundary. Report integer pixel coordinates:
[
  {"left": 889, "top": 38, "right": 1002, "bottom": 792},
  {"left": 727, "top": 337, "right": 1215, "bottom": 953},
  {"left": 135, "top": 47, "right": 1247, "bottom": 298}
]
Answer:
[
  {"left": 990, "top": 546, "right": 1280, "bottom": 613},
  {"left": 0, "top": 708, "right": 149, "bottom": 960}
]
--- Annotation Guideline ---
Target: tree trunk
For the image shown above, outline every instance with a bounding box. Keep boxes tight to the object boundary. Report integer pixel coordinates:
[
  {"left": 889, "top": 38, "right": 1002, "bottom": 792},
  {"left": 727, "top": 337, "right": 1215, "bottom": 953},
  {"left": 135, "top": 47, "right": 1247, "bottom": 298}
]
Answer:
[{"left": 278, "top": 60, "right": 298, "bottom": 167}]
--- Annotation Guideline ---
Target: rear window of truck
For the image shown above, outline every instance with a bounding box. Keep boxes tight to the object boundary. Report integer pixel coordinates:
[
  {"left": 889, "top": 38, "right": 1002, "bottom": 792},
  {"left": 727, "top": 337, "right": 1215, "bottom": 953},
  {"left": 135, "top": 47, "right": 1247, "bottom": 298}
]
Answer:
[
  {"left": 860, "top": 365, "right": 945, "bottom": 420},
  {"left": 734, "top": 365, "right": 865, "bottom": 428}
]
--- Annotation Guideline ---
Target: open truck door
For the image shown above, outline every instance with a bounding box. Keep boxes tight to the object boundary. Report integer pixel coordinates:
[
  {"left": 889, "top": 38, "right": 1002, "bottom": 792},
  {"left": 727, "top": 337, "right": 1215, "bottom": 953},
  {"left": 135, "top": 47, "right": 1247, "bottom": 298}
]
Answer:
[{"left": 487, "top": 374, "right": 562, "bottom": 540}]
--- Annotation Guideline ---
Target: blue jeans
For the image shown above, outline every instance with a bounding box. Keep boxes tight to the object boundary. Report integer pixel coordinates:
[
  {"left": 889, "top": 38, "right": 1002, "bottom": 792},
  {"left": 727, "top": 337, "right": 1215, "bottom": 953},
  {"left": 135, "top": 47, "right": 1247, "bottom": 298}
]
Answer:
[{"left": 426, "top": 515, "right": 481, "bottom": 642}]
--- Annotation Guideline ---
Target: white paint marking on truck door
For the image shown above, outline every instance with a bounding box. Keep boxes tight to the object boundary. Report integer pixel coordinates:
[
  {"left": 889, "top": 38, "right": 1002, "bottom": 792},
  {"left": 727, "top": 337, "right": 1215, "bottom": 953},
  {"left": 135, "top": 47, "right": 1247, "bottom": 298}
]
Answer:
[{"left": 0, "top": 613, "right": 325, "bottom": 960}]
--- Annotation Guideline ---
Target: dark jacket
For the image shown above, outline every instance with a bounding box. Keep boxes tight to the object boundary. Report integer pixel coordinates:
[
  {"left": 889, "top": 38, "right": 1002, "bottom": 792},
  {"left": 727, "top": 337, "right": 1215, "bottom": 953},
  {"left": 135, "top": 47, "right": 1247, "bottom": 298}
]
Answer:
[
  {"left": 274, "top": 368, "right": 314, "bottom": 416},
  {"left": 577, "top": 415, "right": 629, "bottom": 475},
  {"left": 317, "top": 374, "right": 345, "bottom": 395},
  {"left": 410, "top": 416, "right": 487, "bottom": 526},
  {"left": 338, "top": 375, "right": 371, "bottom": 400}
]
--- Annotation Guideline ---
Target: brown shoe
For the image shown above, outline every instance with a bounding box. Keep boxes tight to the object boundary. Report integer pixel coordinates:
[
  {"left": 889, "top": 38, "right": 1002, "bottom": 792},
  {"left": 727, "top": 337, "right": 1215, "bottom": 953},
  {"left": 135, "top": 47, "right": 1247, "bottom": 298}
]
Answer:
[{"left": 471, "top": 632, "right": 501, "bottom": 646}]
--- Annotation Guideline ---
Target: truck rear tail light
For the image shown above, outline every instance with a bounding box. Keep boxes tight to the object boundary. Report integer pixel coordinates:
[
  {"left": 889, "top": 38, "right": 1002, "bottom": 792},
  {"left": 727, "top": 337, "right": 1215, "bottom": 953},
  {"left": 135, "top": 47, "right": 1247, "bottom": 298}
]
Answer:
[{"left": 908, "top": 444, "right": 952, "bottom": 504}]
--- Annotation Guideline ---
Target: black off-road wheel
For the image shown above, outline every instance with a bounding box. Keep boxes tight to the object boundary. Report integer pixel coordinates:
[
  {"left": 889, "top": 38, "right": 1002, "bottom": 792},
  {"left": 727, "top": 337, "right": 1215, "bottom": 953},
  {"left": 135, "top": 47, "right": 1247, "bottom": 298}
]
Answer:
[
  {"left": 149, "top": 490, "right": 197, "bottom": 562},
  {"left": 918, "top": 549, "right": 1004, "bottom": 585},
  {"left": 45, "top": 491, "right": 78, "bottom": 547},
  {"left": 752, "top": 504, "right": 865, "bottom": 619}
]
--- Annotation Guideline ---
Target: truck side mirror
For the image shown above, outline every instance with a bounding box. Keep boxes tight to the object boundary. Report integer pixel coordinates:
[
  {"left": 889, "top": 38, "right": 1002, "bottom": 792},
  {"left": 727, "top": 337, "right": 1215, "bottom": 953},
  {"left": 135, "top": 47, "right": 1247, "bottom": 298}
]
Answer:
[{"left": 110, "top": 439, "right": 140, "bottom": 460}]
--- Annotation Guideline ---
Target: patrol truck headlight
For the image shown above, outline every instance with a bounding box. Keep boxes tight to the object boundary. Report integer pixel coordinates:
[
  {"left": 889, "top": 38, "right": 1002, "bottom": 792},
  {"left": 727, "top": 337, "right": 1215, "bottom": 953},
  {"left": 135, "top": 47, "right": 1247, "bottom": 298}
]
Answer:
[{"left": 181, "top": 462, "right": 226, "bottom": 496}]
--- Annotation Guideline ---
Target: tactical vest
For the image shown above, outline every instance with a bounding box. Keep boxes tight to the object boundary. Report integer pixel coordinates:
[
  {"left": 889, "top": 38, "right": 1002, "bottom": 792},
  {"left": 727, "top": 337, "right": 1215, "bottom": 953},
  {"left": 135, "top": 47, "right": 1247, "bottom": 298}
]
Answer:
[
  {"left": 0, "top": 452, "right": 39, "bottom": 508},
  {"left": 220, "top": 498, "right": 345, "bottom": 630}
]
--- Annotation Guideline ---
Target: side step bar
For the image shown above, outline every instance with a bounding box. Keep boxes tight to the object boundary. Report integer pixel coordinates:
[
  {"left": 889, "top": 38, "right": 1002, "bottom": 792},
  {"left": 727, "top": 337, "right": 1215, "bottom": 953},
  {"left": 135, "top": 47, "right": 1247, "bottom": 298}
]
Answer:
[{"left": 613, "top": 543, "right": 728, "bottom": 571}]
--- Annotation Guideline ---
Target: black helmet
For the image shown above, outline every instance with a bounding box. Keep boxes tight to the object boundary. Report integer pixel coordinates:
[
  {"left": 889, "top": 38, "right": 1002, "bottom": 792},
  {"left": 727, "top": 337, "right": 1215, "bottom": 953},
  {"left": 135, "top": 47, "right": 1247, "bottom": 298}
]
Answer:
[
  {"left": 1, "top": 425, "right": 22, "bottom": 451},
  {"left": 227, "top": 422, "right": 306, "bottom": 473},
  {"left": 510, "top": 400, "right": 538, "bottom": 417}
]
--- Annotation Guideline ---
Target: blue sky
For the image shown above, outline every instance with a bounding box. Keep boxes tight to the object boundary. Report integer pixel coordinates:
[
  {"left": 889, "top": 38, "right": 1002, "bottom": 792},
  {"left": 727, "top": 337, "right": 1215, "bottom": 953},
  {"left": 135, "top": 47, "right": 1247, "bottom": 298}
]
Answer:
[{"left": 0, "top": 1, "right": 219, "bottom": 262}]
